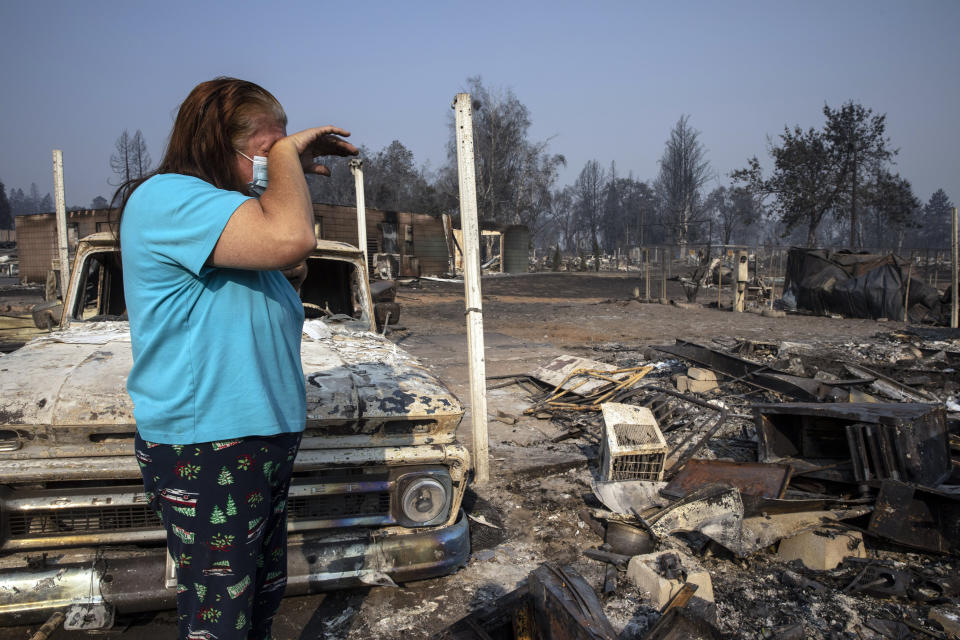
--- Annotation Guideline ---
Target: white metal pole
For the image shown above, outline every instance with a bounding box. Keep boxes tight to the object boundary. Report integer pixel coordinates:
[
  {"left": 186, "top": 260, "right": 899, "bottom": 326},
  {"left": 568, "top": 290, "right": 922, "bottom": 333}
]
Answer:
[
  {"left": 951, "top": 207, "right": 958, "bottom": 329},
  {"left": 452, "top": 93, "right": 489, "bottom": 484},
  {"left": 349, "top": 158, "right": 368, "bottom": 271},
  {"left": 52, "top": 150, "right": 69, "bottom": 296}
]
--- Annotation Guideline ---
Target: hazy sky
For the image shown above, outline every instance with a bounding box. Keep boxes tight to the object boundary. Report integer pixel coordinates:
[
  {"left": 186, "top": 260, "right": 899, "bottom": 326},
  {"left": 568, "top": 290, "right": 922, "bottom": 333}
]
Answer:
[{"left": 1, "top": 1, "right": 958, "bottom": 210}]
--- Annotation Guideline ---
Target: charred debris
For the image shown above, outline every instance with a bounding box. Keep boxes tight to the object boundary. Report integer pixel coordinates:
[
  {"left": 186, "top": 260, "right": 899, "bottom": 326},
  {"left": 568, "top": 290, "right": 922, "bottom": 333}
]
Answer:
[{"left": 443, "top": 330, "right": 960, "bottom": 639}]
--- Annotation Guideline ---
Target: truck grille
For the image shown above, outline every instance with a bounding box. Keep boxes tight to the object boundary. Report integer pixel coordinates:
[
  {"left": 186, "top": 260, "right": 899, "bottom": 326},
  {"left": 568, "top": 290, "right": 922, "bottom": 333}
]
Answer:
[
  {"left": 4, "top": 477, "right": 394, "bottom": 547},
  {"left": 289, "top": 492, "right": 390, "bottom": 519},
  {"left": 8, "top": 506, "right": 160, "bottom": 536}
]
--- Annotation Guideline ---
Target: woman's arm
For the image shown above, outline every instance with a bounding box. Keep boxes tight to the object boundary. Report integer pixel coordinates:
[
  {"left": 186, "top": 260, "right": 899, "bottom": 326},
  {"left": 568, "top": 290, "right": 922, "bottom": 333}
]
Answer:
[{"left": 209, "top": 126, "right": 357, "bottom": 270}]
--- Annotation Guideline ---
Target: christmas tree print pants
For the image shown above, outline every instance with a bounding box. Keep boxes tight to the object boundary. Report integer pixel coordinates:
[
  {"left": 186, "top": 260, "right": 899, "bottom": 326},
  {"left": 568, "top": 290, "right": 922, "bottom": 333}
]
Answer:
[{"left": 135, "top": 431, "right": 302, "bottom": 640}]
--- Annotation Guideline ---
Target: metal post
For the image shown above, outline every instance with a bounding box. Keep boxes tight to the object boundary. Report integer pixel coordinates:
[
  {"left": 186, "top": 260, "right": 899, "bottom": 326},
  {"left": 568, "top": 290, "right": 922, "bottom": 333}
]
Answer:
[
  {"left": 735, "top": 250, "right": 748, "bottom": 312},
  {"left": 717, "top": 262, "right": 722, "bottom": 309},
  {"left": 644, "top": 248, "right": 650, "bottom": 300},
  {"left": 933, "top": 250, "right": 938, "bottom": 289},
  {"left": 453, "top": 93, "right": 489, "bottom": 484},
  {"left": 52, "top": 150, "right": 69, "bottom": 297},
  {"left": 349, "top": 158, "right": 368, "bottom": 271},
  {"left": 952, "top": 207, "right": 958, "bottom": 329},
  {"left": 903, "top": 263, "right": 913, "bottom": 323},
  {"left": 661, "top": 248, "right": 667, "bottom": 300}
]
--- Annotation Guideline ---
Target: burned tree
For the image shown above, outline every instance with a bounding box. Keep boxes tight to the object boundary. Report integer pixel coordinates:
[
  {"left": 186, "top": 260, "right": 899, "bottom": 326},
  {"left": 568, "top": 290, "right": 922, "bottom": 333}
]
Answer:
[
  {"left": 654, "top": 115, "right": 711, "bottom": 256},
  {"left": 705, "top": 185, "right": 759, "bottom": 246},
  {"left": 110, "top": 129, "right": 152, "bottom": 186},
  {"left": 734, "top": 101, "right": 898, "bottom": 249},
  {"left": 824, "top": 102, "right": 895, "bottom": 248},
  {"left": 441, "top": 77, "right": 564, "bottom": 238},
  {"left": 573, "top": 160, "right": 607, "bottom": 270},
  {"left": 733, "top": 127, "right": 844, "bottom": 248}
]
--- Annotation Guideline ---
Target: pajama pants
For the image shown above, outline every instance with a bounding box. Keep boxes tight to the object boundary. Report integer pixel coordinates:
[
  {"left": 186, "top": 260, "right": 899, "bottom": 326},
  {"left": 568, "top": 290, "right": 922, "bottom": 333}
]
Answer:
[{"left": 135, "top": 431, "right": 302, "bottom": 640}]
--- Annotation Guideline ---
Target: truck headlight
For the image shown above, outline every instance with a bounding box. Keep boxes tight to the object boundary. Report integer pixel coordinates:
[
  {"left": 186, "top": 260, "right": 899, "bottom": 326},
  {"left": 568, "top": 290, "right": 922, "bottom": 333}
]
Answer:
[{"left": 399, "top": 476, "right": 449, "bottom": 527}]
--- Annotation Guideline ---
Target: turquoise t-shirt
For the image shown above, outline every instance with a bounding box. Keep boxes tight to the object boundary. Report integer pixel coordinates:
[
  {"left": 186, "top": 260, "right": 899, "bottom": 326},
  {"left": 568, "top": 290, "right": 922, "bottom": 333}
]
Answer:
[{"left": 120, "top": 174, "right": 306, "bottom": 444}]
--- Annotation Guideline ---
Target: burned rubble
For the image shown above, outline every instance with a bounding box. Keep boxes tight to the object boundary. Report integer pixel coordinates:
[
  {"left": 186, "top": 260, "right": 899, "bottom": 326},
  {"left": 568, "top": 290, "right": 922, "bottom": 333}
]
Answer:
[
  {"left": 2, "top": 242, "right": 957, "bottom": 639},
  {"left": 437, "top": 329, "right": 960, "bottom": 639}
]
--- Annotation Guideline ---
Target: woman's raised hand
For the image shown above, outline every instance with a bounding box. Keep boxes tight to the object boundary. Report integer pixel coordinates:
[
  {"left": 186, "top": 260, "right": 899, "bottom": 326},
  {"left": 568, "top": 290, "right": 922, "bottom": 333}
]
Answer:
[{"left": 283, "top": 126, "right": 358, "bottom": 176}]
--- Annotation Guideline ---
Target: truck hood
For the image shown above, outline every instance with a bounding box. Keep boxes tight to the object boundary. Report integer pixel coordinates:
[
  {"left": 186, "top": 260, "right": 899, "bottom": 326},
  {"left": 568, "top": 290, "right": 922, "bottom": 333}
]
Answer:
[
  {"left": 0, "top": 320, "right": 462, "bottom": 454},
  {"left": 0, "top": 324, "right": 134, "bottom": 428},
  {"left": 300, "top": 320, "right": 463, "bottom": 435}
]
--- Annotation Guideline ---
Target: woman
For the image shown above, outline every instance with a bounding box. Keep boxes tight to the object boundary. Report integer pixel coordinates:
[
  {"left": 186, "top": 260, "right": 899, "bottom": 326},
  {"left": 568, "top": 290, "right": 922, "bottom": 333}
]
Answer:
[{"left": 117, "top": 77, "right": 357, "bottom": 639}]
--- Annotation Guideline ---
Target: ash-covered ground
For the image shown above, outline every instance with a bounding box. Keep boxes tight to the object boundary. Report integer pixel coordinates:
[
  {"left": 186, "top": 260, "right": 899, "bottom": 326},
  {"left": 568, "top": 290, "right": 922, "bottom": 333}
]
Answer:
[{"left": 3, "top": 271, "right": 957, "bottom": 639}]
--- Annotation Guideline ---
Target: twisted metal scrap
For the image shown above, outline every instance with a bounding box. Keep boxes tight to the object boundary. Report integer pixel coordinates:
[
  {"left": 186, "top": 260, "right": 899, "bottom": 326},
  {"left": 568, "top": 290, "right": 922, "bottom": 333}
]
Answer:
[{"left": 524, "top": 365, "right": 655, "bottom": 414}]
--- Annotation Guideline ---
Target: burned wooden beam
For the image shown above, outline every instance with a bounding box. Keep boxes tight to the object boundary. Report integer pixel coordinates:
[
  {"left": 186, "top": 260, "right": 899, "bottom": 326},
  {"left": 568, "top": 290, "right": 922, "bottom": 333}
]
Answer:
[
  {"left": 643, "top": 608, "right": 722, "bottom": 640},
  {"left": 844, "top": 362, "right": 939, "bottom": 403},
  {"left": 653, "top": 339, "right": 876, "bottom": 403},
  {"left": 435, "top": 564, "right": 618, "bottom": 640},
  {"left": 528, "top": 564, "right": 618, "bottom": 640},
  {"left": 582, "top": 548, "right": 631, "bottom": 570},
  {"left": 652, "top": 340, "right": 820, "bottom": 401}
]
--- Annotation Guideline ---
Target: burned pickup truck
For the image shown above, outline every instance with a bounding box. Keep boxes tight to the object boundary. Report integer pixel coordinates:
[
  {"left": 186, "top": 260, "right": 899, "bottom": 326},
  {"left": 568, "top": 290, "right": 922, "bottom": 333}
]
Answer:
[{"left": 0, "top": 232, "right": 470, "bottom": 629}]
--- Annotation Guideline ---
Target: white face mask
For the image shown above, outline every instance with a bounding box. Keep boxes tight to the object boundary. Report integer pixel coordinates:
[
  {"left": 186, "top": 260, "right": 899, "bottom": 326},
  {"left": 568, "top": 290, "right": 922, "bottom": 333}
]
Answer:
[{"left": 237, "top": 150, "right": 268, "bottom": 196}]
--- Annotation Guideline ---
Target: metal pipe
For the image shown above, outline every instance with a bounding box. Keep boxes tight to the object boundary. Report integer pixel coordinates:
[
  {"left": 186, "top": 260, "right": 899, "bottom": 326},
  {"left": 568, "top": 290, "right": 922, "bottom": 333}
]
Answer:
[{"left": 28, "top": 611, "right": 64, "bottom": 640}]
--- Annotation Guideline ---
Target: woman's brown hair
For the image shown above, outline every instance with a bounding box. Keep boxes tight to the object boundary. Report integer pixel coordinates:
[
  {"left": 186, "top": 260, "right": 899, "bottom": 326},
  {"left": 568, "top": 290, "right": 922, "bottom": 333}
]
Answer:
[{"left": 112, "top": 77, "right": 286, "bottom": 232}]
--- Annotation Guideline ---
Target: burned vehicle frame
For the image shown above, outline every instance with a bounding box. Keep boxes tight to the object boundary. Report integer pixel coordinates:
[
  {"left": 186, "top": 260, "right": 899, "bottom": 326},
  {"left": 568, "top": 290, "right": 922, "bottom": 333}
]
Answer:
[{"left": 0, "top": 232, "right": 470, "bottom": 628}]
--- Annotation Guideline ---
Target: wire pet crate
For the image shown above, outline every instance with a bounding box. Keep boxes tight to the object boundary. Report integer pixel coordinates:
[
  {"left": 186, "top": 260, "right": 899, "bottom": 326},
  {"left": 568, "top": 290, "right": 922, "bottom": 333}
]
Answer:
[{"left": 600, "top": 403, "right": 668, "bottom": 482}]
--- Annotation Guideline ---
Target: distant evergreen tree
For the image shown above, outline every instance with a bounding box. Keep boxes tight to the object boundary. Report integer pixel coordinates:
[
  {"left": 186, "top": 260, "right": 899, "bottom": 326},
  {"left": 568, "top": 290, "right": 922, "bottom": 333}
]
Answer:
[
  {"left": 8, "top": 188, "right": 25, "bottom": 215},
  {"left": 0, "top": 182, "right": 12, "bottom": 229},
  {"left": 28, "top": 183, "right": 41, "bottom": 214},
  {"left": 919, "top": 189, "right": 954, "bottom": 248}
]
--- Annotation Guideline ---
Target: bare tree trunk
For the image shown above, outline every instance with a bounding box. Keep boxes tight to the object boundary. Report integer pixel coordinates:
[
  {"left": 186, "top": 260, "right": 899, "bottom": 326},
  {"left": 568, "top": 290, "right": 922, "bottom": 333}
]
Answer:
[
  {"left": 849, "top": 149, "right": 858, "bottom": 248},
  {"left": 592, "top": 231, "right": 600, "bottom": 272}
]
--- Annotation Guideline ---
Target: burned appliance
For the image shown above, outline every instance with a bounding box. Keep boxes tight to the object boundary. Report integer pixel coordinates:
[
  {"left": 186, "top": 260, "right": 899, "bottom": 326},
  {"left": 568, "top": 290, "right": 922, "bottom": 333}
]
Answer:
[
  {"left": 599, "top": 403, "right": 668, "bottom": 482},
  {"left": 753, "top": 402, "right": 950, "bottom": 486}
]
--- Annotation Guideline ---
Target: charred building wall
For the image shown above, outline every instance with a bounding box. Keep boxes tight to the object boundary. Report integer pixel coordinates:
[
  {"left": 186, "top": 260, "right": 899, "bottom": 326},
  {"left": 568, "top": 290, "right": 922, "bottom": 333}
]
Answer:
[
  {"left": 15, "top": 209, "right": 113, "bottom": 283},
  {"left": 313, "top": 203, "right": 449, "bottom": 276},
  {"left": 14, "top": 204, "right": 451, "bottom": 283}
]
